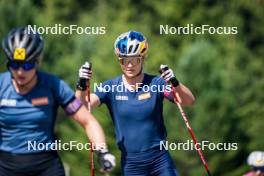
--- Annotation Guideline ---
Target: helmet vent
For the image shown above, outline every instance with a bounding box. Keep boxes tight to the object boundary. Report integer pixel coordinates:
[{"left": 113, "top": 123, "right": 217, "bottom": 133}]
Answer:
[
  {"left": 128, "top": 45, "right": 133, "bottom": 53},
  {"left": 134, "top": 44, "right": 139, "bottom": 53},
  {"left": 121, "top": 44, "right": 126, "bottom": 53},
  {"left": 114, "top": 31, "right": 148, "bottom": 57},
  {"left": 141, "top": 48, "right": 146, "bottom": 54},
  {"left": 2, "top": 27, "right": 44, "bottom": 62}
]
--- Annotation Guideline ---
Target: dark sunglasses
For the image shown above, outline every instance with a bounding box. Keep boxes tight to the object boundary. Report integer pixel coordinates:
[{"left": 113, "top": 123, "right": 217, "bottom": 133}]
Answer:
[
  {"left": 119, "top": 57, "right": 142, "bottom": 66},
  {"left": 253, "top": 166, "right": 264, "bottom": 173},
  {"left": 8, "top": 61, "right": 36, "bottom": 71}
]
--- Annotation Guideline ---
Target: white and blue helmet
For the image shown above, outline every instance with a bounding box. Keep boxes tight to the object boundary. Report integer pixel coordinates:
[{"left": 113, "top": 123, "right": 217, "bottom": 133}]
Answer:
[
  {"left": 114, "top": 31, "right": 148, "bottom": 57},
  {"left": 247, "top": 151, "right": 264, "bottom": 172}
]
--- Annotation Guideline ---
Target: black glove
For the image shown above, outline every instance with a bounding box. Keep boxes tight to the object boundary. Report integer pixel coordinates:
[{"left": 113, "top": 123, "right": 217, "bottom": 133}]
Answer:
[
  {"left": 159, "top": 64, "right": 179, "bottom": 87},
  {"left": 76, "top": 62, "right": 92, "bottom": 91}
]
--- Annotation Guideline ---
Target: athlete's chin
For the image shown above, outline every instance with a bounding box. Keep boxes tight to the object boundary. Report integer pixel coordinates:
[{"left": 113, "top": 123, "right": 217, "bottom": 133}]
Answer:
[
  {"left": 15, "top": 79, "right": 29, "bottom": 86},
  {"left": 124, "top": 72, "right": 136, "bottom": 78},
  {"left": 17, "top": 82, "right": 27, "bottom": 87}
]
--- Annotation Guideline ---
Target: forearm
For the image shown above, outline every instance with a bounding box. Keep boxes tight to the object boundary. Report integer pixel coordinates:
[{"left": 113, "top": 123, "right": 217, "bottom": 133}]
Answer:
[
  {"left": 75, "top": 90, "right": 100, "bottom": 110},
  {"left": 84, "top": 115, "right": 107, "bottom": 150},
  {"left": 174, "top": 83, "right": 195, "bottom": 106},
  {"left": 73, "top": 106, "right": 107, "bottom": 150},
  {"left": 75, "top": 90, "right": 87, "bottom": 105},
  {"left": 160, "top": 65, "right": 195, "bottom": 106}
]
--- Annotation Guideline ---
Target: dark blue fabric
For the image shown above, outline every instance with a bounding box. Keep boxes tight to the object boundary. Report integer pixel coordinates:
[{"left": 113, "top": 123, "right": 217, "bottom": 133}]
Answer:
[
  {"left": 0, "top": 71, "right": 75, "bottom": 153},
  {"left": 121, "top": 148, "right": 178, "bottom": 176},
  {"left": 95, "top": 73, "right": 179, "bottom": 175},
  {"left": 95, "top": 73, "right": 169, "bottom": 153},
  {"left": 0, "top": 151, "right": 65, "bottom": 176}
]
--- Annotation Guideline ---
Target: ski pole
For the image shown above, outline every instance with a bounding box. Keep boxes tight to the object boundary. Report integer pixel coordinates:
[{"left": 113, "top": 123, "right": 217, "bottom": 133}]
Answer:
[
  {"left": 159, "top": 65, "right": 212, "bottom": 176},
  {"left": 83, "top": 62, "right": 95, "bottom": 176},
  {"left": 83, "top": 62, "right": 110, "bottom": 176}
]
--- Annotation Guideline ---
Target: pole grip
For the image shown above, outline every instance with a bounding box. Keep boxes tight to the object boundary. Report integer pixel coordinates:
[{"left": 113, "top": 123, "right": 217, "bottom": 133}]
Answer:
[
  {"left": 159, "top": 64, "right": 169, "bottom": 74},
  {"left": 80, "top": 62, "right": 92, "bottom": 87},
  {"left": 159, "top": 64, "right": 179, "bottom": 87}
]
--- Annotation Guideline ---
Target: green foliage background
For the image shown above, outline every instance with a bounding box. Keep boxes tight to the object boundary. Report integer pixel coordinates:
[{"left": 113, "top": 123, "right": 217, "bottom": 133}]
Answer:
[{"left": 0, "top": 0, "right": 263, "bottom": 175}]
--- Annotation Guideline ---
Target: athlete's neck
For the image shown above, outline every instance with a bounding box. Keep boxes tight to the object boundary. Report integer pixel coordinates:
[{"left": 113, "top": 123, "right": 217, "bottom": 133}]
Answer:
[
  {"left": 122, "top": 73, "right": 144, "bottom": 90},
  {"left": 13, "top": 75, "right": 38, "bottom": 95}
]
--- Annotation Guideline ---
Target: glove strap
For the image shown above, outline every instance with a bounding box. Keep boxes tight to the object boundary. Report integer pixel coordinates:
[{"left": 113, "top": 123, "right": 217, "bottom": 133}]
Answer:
[
  {"left": 171, "top": 77, "right": 179, "bottom": 87},
  {"left": 97, "top": 148, "right": 109, "bottom": 155}
]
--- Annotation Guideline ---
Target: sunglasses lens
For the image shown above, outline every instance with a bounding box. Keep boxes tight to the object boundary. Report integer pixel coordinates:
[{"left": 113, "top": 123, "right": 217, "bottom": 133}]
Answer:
[
  {"left": 119, "top": 57, "right": 141, "bottom": 66},
  {"left": 23, "top": 62, "right": 35, "bottom": 70},
  {"left": 9, "top": 61, "right": 35, "bottom": 71},
  {"left": 253, "top": 167, "right": 264, "bottom": 172},
  {"left": 119, "top": 58, "right": 125, "bottom": 65},
  {"left": 9, "top": 61, "right": 20, "bottom": 70},
  {"left": 130, "top": 58, "right": 140, "bottom": 65}
]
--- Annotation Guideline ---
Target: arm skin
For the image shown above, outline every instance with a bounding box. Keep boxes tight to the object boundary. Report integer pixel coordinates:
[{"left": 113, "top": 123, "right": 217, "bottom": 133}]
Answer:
[
  {"left": 169, "top": 83, "right": 195, "bottom": 106},
  {"left": 75, "top": 90, "right": 100, "bottom": 110},
  {"left": 71, "top": 104, "right": 106, "bottom": 149}
]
